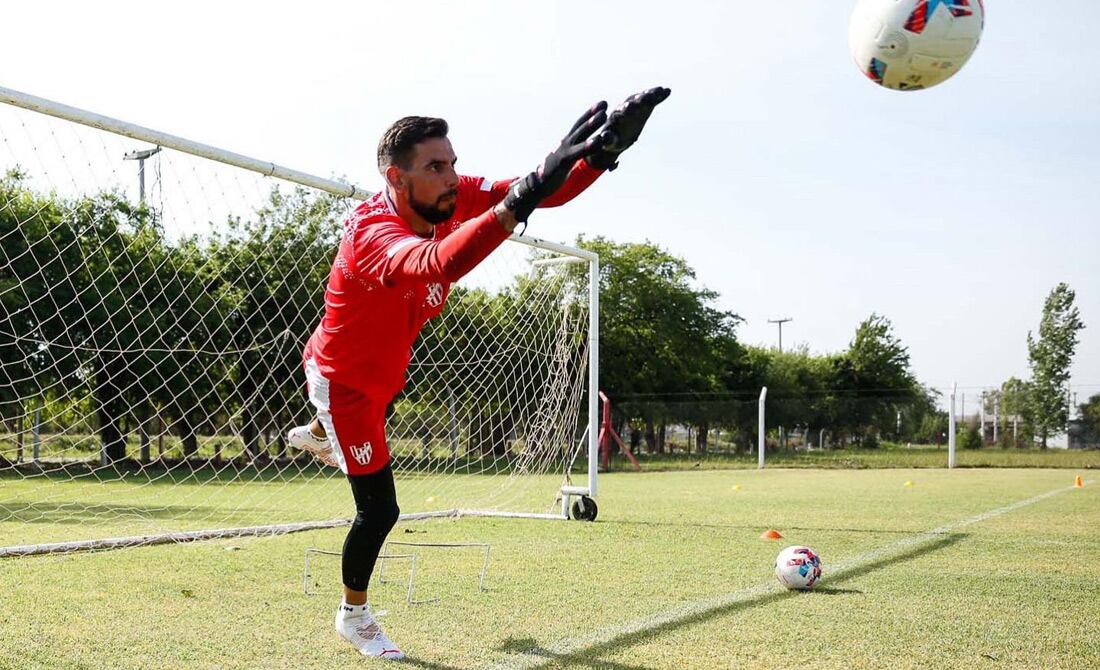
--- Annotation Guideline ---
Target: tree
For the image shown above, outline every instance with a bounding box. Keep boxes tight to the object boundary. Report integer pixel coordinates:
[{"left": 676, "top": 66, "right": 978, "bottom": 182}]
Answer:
[
  {"left": 0, "top": 172, "right": 169, "bottom": 463},
  {"left": 209, "top": 186, "right": 343, "bottom": 459},
  {"left": 828, "top": 314, "right": 919, "bottom": 445},
  {"left": 999, "top": 377, "right": 1032, "bottom": 447},
  {"left": 958, "top": 423, "right": 983, "bottom": 450},
  {"left": 744, "top": 345, "right": 832, "bottom": 449},
  {"left": 0, "top": 170, "right": 75, "bottom": 429},
  {"left": 72, "top": 194, "right": 165, "bottom": 462},
  {"left": 1026, "top": 283, "right": 1085, "bottom": 447},
  {"left": 1078, "top": 393, "right": 1100, "bottom": 441},
  {"left": 575, "top": 236, "right": 741, "bottom": 453}
]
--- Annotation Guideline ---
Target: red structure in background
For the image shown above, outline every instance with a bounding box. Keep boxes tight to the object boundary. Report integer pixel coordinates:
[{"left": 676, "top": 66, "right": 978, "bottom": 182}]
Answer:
[{"left": 598, "top": 391, "right": 640, "bottom": 471}]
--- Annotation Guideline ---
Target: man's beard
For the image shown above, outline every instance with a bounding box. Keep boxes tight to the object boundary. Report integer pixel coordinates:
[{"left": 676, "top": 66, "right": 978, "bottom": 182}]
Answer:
[{"left": 409, "top": 184, "right": 457, "bottom": 225}]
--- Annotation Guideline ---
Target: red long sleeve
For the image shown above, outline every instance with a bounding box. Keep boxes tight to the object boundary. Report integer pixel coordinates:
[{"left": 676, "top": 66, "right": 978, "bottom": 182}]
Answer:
[
  {"left": 369, "top": 161, "right": 604, "bottom": 288},
  {"left": 539, "top": 159, "right": 603, "bottom": 208},
  {"left": 381, "top": 208, "right": 511, "bottom": 286},
  {"left": 470, "top": 160, "right": 604, "bottom": 214}
]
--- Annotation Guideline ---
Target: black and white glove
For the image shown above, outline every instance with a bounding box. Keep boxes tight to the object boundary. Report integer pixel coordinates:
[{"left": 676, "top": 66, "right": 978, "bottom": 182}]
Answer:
[
  {"left": 503, "top": 101, "right": 608, "bottom": 223},
  {"left": 587, "top": 86, "right": 671, "bottom": 171}
]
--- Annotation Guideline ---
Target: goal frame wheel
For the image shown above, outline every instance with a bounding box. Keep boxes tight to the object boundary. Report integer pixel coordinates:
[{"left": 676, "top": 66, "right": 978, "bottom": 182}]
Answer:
[{"left": 570, "top": 496, "right": 598, "bottom": 522}]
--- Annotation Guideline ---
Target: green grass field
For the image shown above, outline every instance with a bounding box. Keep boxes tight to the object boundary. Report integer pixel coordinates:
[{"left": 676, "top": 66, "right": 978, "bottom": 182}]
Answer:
[
  {"left": 625, "top": 444, "right": 1100, "bottom": 470},
  {"left": 2, "top": 467, "right": 1098, "bottom": 669}
]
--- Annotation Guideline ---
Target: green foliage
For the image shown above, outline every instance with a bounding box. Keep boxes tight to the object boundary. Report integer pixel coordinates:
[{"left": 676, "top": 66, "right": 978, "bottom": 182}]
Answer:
[
  {"left": 1, "top": 174, "right": 163, "bottom": 458},
  {"left": 576, "top": 235, "right": 739, "bottom": 402},
  {"left": 0, "top": 175, "right": 345, "bottom": 461},
  {"left": 575, "top": 236, "right": 742, "bottom": 451},
  {"left": 1026, "top": 283, "right": 1085, "bottom": 446},
  {"left": 205, "top": 187, "right": 343, "bottom": 456},
  {"left": 958, "top": 423, "right": 983, "bottom": 450},
  {"left": 2, "top": 176, "right": 935, "bottom": 464},
  {"left": 915, "top": 411, "right": 948, "bottom": 445},
  {"left": 989, "top": 377, "right": 1036, "bottom": 447},
  {"left": 1078, "top": 393, "right": 1100, "bottom": 442},
  {"left": 568, "top": 235, "right": 930, "bottom": 454},
  {"left": 747, "top": 315, "right": 928, "bottom": 448}
]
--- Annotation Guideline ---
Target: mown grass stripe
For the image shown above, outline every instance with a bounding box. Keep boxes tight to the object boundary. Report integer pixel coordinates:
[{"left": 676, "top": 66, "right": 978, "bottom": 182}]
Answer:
[{"left": 491, "top": 479, "right": 1090, "bottom": 670}]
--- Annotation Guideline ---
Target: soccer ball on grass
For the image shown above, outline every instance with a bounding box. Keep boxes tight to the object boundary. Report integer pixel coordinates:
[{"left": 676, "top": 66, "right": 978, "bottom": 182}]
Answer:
[{"left": 775, "top": 545, "right": 823, "bottom": 590}]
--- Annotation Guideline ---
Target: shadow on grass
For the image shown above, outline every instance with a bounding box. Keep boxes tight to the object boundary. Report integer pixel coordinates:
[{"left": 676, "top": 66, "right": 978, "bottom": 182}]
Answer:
[
  {"left": 395, "top": 656, "right": 467, "bottom": 670},
  {"left": 602, "top": 519, "right": 919, "bottom": 536},
  {"left": 0, "top": 462, "right": 343, "bottom": 486},
  {"left": 0, "top": 501, "right": 265, "bottom": 525},
  {"left": 0, "top": 454, "right": 566, "bottom": 486},
  {"left": 493, "top": 533, "right": 966, "bottom": 670},
  {"left": 494, "top": 638, "right": 651, "bottom": 670},
  {"left": 807, "top": 586, "right": 864, "bottom": 595}
]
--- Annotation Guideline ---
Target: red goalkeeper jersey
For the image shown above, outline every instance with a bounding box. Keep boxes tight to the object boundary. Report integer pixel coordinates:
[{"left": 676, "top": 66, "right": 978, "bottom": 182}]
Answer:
[{"left": 305, "top": 161, "right": 602, "bottom": 401}]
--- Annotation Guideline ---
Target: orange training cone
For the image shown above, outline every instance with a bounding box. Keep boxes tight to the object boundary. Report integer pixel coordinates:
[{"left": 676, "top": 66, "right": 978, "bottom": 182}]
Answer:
[
  {"left": 1075, "top": 475, "right": 1084, "bottom": 488},
  {"left": 761, "top": 529, "right": 783, "bottom": 540}
]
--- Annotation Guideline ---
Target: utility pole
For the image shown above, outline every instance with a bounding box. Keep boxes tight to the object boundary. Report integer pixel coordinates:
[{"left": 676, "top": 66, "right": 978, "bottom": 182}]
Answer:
[
  {"left": 123, "top": 146, "right": 162, "bottom": 204},
  {"left": 768, "top": 318, "right": 793, "bottom": 353},
  {"left": 766, "top": 318, "right": 791, "bottom": 451},
  {"left": 980, "top": 390, "right": 986, "bottom": 444},
  {"left": 948, "top": 384, "right": 957, "bottom": 468},
  {"left": 993, "top": 393, "right": 999, "bottom": 444}
]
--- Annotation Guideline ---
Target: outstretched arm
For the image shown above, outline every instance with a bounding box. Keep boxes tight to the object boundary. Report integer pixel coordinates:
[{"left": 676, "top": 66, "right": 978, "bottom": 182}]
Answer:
[
  {"left": 467, "top": 87, "right": 671, "bottom": 215},
  {"left": 380, "top": 102, "right": 609, "bottom": 286},
  {"left": 475, "top": 158, "right": 604, "bottom": 212},
  {"left": 539, "top": 159, "right": 603, "bottom": 207},
  {"left": 381, "top": 204, "right": 516, "bottom": 285}
]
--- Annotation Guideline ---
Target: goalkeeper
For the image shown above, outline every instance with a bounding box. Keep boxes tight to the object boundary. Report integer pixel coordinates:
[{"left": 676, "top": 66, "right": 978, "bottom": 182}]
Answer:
[{"left": 288, "top": 87, "right": 669, "bottom": 660}]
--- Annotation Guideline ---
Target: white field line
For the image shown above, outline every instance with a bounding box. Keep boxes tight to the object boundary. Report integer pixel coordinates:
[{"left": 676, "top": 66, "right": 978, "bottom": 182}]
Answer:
[{"left": 489, "top": 479, "right": 1091, "bottom": 670}]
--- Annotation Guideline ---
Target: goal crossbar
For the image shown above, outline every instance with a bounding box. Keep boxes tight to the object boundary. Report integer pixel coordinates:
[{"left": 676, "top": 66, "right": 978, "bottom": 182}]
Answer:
[{"left": 0, "top": 84, "right": 598, "bottom": 262}]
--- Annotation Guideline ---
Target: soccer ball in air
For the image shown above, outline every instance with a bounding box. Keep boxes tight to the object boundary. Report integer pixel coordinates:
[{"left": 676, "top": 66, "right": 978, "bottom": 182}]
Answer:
[
  {"left": 775, "top": 545, "right": 822, "bottom": 590},
  {"left": 849, "top": 0, "right": 985, "bottom": 91}
]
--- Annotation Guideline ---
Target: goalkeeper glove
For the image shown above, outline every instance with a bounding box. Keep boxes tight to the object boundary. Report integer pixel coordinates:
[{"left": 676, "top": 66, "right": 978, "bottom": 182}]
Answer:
[
  {"left": 587, "top": 86, "right": 671, "bottom": 171},
  {"left": 503, "top": 101, "right": 608, "bottom": 223}
]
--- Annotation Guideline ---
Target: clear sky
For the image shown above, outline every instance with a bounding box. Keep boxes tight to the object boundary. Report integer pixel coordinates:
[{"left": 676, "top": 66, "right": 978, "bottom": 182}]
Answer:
[{"left": 3, "top": 0, "right": 1098, "bottom": 399}]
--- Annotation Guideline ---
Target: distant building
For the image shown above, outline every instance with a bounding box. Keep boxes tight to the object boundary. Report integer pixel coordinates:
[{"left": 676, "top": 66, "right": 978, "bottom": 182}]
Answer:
[{"left": 1067, "top": 419, "right": 1100, "bottom": 450}]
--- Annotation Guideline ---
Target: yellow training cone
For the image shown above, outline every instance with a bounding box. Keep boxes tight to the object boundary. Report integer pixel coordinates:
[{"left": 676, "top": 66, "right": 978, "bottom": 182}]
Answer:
[
  {"left": 426, "top": 496, "right": 437, "bottom": 503},
  {"left": 903, "top": 480, "right": 914, "bottom": 488},
  {"left": 732, "top": 484, "right": 742, "bottom": 492}
]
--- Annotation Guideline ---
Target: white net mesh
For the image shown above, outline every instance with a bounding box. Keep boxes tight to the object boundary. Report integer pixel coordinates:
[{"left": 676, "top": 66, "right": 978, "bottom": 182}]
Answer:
[{"left": 0, "top": 94, "right": 594, "bottom": 553}]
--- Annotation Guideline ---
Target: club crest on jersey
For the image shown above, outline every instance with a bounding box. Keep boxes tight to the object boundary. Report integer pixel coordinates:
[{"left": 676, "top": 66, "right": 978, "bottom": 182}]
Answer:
[
  {"left": 349, "top": 442, "right": 373, "bottom": 466},
  {"left": 426, "top": 283, "right": 444, "bottom": 308}
]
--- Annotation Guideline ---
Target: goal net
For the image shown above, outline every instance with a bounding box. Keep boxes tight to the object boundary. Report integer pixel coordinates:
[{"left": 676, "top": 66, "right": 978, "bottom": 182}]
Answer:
[{"left": 0, "top": 87, "right": 598, "bottom": 556}]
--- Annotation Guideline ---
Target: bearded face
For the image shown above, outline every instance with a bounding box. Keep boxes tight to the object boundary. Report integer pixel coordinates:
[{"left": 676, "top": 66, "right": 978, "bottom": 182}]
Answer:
[
  {"left": 393, "top": 136, "right": 460, "bottom": 228},
  {"left": 408, "top": 181, "right": 457, "bottom": 224}
]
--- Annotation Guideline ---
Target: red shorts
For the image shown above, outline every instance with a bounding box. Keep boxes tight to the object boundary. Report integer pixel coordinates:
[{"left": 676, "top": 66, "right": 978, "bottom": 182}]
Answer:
[{"left": 303, "top": 355, "right": 391, "bottom": 475}]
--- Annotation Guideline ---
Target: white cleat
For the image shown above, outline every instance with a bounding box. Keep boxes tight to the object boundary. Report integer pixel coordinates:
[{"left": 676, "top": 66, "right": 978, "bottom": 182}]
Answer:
[
  {"left": 334, "top": 603, "right": 404, "bottom": 660},
  {"left": 287, "top": 425, "right": 339, "bottom": 467}
]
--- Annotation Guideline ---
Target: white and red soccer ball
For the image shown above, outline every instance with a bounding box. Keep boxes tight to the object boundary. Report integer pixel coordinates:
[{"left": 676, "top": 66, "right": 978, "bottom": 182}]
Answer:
[
  {"left": 775, "top": 545, "right": 823, "bottom": 590},
  {"left": 849, "top": 0, "right": 985, "bottom": 91}
]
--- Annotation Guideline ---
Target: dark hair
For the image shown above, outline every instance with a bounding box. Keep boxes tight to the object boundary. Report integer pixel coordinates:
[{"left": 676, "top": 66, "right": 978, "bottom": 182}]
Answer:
[{"left": 376, "top": 116, "right": 449, "bottom": 172}]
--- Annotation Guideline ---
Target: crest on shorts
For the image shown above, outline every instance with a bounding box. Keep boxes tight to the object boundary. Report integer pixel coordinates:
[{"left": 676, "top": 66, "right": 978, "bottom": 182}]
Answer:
[{"left": 350, "top": 442, "right": 373, "bottom": 466}]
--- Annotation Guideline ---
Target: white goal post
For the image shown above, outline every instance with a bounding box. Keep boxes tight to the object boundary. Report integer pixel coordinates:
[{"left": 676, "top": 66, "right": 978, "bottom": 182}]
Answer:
[{"left": 0, "top": 85, "right": 599, "bottom": 557}]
